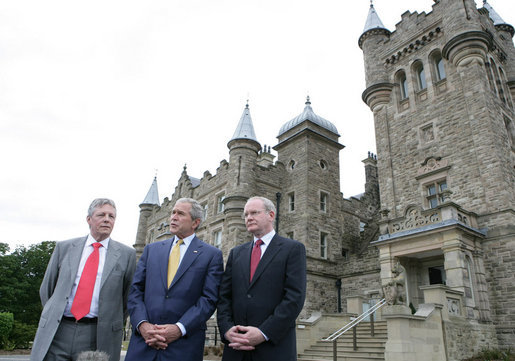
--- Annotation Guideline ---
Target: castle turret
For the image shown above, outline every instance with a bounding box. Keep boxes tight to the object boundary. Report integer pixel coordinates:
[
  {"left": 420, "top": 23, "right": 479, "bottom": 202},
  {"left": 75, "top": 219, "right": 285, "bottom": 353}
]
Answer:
[
  {"left": 225, "top": 103, "right": 261, "bottom": 240},
  {"left": 483, "top": 0, "right": 515, "bottom": 100},
  {"left": 359, "top": 2, "right": 393, "bottom": 112},
  {"left": 134, "top": 176, "right": 160, "bottom": 257}
]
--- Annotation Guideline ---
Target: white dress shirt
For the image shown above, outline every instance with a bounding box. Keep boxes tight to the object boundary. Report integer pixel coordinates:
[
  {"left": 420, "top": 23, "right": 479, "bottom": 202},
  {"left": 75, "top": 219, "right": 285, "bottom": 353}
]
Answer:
[{"left": 64, "top": 234, "right": 109, "bottom": 318}]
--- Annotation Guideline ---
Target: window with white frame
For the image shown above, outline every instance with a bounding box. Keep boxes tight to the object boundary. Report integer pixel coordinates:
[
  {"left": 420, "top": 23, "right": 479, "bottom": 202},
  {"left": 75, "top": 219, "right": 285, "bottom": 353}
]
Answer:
[
  {"left": 426, "top": 180, "right": 449, "bottom": 208},
  {"left": 213, "top": 230, "right": 222, "bottom": 249},
  {"left": 320, "top": 232, "right": 328, "bottom": 259},
  {"left": 217, "top": 195, "right": 225, "bottom": 213},
  {"left": 202, "top": 202, "right": 208, "bottom": 220},
  {"left": 288, "top": 192, "right": 295, "bottom": 212},
  {"left": 320, "top": 192, "right": 328, "bottom": 212}
]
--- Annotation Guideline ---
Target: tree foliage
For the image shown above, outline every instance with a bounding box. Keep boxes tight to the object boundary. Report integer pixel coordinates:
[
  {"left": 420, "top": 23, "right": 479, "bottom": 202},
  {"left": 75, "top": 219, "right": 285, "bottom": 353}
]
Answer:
[{"left": 0, "top": 241, "right": 55, "bottom": 325}]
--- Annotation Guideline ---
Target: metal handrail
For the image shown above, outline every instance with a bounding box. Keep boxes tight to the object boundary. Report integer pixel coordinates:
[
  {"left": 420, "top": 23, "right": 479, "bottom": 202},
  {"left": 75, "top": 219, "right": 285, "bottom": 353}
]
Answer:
[{"left": 323, "top": 298, "right": 387, "bottom": 342}]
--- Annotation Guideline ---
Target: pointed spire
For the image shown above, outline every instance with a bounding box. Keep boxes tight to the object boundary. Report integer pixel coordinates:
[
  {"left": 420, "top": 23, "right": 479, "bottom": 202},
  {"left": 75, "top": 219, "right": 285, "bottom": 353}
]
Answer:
[
  {"left": 363, "top": 1, "right": 387, "bottom": 33},
  {"left": 359, "top": 1, "right": 391, "bottom": 49},
  {"left": 229, "top": 101, "right": 258, "bottom": 142},
  {"left": 141, "top": 176, "right": 160, "bottom": 206},
  {"left": 483, "top": 0, "right": 514, "bottom": 37}
]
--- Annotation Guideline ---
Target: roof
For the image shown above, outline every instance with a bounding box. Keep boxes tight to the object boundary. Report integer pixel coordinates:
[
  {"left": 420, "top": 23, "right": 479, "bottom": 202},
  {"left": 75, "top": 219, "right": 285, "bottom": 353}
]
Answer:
[
  {"left": 362, "top": 3, "right": 387, "bottom": 33},
  {"left": 230, "top": 103, "right": 258, "bottom": 142},
  {"left": 278, "top": 96, "right": 339, "bottom": 137},
  {"left": 141, "top": 177, "right": 160, "bottom": 206},
  {"left": 483, "top": 0, "right": 508, "bottom": 26}
]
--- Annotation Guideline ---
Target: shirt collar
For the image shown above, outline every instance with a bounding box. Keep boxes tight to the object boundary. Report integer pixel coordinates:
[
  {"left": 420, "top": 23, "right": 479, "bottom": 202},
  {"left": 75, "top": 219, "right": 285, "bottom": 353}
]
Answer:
[
  {"left": 87, "top": 234, "right": 110, "bottom": 249},
  {"left": 254, "top": 230, "right": 275, "bottom": 246},
  {"left": 174, "top": 233, "right": 195, "bottom": 246}
]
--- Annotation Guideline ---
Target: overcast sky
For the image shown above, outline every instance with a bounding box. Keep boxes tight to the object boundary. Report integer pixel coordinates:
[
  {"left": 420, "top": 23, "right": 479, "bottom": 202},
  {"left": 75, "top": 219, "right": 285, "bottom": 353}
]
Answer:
[{"left": 1, "top": 0, "right": 513, "bottom": 250}]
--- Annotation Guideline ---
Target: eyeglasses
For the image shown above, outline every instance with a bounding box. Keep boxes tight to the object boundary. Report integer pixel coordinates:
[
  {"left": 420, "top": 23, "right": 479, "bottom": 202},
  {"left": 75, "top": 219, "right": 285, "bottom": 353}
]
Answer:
[{"left": 243, "top": 210, "right": 267, "bottom": 219}]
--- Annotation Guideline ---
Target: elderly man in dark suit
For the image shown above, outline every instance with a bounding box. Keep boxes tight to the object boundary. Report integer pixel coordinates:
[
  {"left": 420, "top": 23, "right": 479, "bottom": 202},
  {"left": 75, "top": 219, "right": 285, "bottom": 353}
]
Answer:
[
  {"left": 30, "top": 198, "right": 137, "bottom": 361},
  {"left": 125, "top": 197, "right": 224, "bottom": 361},
  {"left": 217, "top": 196, "right": 307, "bottom": 361}
]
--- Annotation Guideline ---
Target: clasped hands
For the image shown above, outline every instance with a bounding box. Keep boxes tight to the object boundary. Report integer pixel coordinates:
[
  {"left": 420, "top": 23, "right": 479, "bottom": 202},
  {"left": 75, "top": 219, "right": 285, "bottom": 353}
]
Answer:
[
  {"left": 139, "top": 321, "right": 182, "bottom": 350},
  {"left": 225, "top": 325, "right": 265, "bottom": 351}
]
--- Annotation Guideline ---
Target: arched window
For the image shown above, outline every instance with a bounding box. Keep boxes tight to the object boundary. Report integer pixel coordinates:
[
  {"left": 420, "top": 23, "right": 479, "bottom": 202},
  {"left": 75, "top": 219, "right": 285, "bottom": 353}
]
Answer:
[
  {"left": 431, "top": 51, "right": 446, "bottom": 81},
  {"left": 397, "top": 71, "right": 409, "bottom": 100},
  {"left": 491, "top": 58, "right": 506, "bottom": 103},
  {"left": 413, "top": 61, "right": 427, "bottom": 91}
]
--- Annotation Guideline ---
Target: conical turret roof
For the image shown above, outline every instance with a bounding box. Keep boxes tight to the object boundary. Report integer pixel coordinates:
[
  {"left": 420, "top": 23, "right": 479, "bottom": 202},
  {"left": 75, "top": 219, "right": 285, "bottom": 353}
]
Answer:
[
  {"left": 230, "top": 102, "right": 258, "bottom": 142},
  {"left": 141, "top": 176, "right": 160, "bottom": 206},
  {"left": 483, "top": 0, "right": 507, "bottom": 26},
  {"left": 362, "top": 2, "right": 387, "bottom": 33}
]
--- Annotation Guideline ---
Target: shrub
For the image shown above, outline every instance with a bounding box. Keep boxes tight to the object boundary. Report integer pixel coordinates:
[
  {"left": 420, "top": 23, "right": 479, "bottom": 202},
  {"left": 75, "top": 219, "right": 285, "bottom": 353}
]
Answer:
[
  {"left": 0, "top": 313, "right": 14, "bottom": 349},
  {"left": 9, "top": 321, "right": 37, "bottom": 349}
]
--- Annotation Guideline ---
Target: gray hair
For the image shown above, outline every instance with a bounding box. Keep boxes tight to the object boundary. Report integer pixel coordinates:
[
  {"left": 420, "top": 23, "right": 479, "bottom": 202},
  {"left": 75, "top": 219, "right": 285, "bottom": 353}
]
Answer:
[
  {"left": 77, "top": 351, "right": 109, "bottom": 361},
  {"left": 175, "top": 198, "right": 203, "bottom": 228},
  {"left": 88, "top": 198, "right": 117, "bottom": 217},
  {"left": 247, "top": 196, "right": 276, "bottom": 214}
]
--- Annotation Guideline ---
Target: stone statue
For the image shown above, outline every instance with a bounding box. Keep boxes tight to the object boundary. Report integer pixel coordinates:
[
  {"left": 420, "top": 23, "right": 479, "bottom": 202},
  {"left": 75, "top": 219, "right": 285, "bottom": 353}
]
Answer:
[{"left": 382, "top": 260, "right": 406, "bottom": 305}]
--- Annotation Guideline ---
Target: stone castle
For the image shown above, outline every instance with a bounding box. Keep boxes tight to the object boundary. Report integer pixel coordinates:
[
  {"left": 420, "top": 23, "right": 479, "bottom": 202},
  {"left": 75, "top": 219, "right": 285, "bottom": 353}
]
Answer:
[{"left": 134, "top": 0, "right": 514, "bottom": 359}]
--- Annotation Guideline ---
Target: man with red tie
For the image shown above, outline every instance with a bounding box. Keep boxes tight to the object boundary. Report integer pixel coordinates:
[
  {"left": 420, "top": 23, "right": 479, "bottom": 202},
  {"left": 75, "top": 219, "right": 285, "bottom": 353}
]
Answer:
[
  {"left": 217, "top": 196, "right": 307, "bottom": 361},
  {"left": 30, "top": 198, "right": 136, "bottom": 361}
]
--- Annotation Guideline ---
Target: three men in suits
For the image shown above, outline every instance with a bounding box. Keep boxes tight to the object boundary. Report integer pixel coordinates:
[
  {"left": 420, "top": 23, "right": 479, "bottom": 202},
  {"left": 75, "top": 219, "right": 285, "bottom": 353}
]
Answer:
[
  {"left": 31, "top": 198, "right": 137, "bottom": 361},
  {"left": 217, "top": 196, "right": 307, "bottom": 361},
  {"left": 125, "top": 197, "right": 224, "bottom": 361}
]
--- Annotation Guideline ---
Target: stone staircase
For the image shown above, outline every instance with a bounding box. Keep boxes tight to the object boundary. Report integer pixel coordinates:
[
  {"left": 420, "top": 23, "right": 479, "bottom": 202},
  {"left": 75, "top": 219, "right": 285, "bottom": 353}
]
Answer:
[{"left": 297, "top": 321, "right": 387, "bottom": 361}]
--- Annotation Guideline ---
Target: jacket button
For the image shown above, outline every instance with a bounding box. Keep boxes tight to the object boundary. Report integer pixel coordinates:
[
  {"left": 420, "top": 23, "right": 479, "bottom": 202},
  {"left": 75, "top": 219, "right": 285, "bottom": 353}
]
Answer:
[{"left": 247, "top": 294, "right": 252, "bottom": 298}]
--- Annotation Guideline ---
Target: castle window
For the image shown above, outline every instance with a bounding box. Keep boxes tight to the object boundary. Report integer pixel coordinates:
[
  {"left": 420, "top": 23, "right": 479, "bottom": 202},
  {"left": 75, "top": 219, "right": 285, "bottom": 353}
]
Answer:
[
  {"left": 286, "top": 231, "right": 294, "bottom": 239},
  {"left": 319, "top": 160, "right": 328, "bottom": 170},
  {"left": 213, "top": 230, "right": 222, "bottom": 249},
  {"left": 202, "top": 202, "right": 208, "bottom": 220},
  {"left": 320, "top": 232, "right": 328, "bottom": 259},
  {"left": 289, "top": 160, "right": 295, "bottom": 170},
  {"left": 432, "top": 52, "right": 446, "bottom": 81},
  {"left": 288, "top": 192, "right": 295, "bottom": 212},
  {"left": 320, "top": 192, "right": 328, "bottom": 212},
  {"left": 359, "top": 221, "right": 367, "bottom": 233},
  {"left": 217, "top": 194, "right": 225, "bottom": 213},
  {"left": 413, "top": 61, "right": 427, "bottom": 91},
  {"left": 426, "top": 180, "right": 448, "bottom": 208},
  {"left": 503, "top": 115, "right": 515, "bottom": 149},
  {"left": 398, "top": 71, "right": 409, "bottom": 100}
]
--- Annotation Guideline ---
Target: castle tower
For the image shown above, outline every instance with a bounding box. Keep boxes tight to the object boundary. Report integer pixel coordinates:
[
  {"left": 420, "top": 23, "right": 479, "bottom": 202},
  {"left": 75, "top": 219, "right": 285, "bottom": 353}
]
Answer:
[
  {"left": 360, "top": 0, "right": 515, "bottom": 350},
  {"left": 134, "top": 176, "right": 160, "bottom": 257},
  {"left": 225, "top": 103, "right": 261, "bottom": 245},
  {"left": 274, "top": 97, "right": 344, "bottom": 312}
]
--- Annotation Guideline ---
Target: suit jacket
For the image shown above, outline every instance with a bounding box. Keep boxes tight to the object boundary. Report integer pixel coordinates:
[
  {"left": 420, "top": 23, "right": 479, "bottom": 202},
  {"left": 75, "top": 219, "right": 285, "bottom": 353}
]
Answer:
[
  {"left": 125, "top": 236, "right": 224, "bottom": 361},
  {"left": 217, "top": 234, "right": 307, "bottom": 361},
  {"left": 30, "top": 236, "right": 137, "bottom": 361}
]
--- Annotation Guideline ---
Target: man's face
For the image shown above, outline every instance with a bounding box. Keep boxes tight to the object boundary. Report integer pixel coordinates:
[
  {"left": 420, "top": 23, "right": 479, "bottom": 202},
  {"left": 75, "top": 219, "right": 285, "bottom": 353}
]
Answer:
[
  {"left": 87, "top": 204, "right": 116, "bottom": 241},
  {"left": 244, "top": 199, "right": 274, "bottom": 238},
  {"left": 169, "top": 202, "right": 200, "bottom": 239}
]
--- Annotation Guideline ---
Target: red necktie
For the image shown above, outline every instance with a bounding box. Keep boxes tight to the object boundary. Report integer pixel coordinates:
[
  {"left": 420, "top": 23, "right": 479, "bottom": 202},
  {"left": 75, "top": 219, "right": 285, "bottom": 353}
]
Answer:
[
  {"left": 250, "top": 239, "right": 263, "bottom": 281},
  {"left": 71, "top": 242, "right": 102, "bottom": 320}
]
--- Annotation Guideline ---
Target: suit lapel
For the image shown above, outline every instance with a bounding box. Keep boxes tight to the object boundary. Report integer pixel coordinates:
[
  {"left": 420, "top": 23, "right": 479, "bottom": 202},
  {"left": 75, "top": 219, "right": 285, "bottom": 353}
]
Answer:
[
  {"left": 169, "top": 236, "right": 202, "bottom": 288},
  {"left": 67, "top": 237, "right": 87, "bottom": 284},
  {"left": 238, "top": 241, "right": 253, "bottom": 286},
  {"left": 161, "top": 239, "right": 174, "bottom": 290},
  {"left": 250, "top": 235, "right": 282, "bottom": 286},
  {"left": 100, "top": 240, "right": 121, "bottom": 289}
]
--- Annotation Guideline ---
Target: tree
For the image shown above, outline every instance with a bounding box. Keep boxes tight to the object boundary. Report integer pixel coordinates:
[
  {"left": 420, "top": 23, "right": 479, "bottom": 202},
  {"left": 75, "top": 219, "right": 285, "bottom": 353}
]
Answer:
[{"left": 0, "top": 241, "right": 55, "bottom": 325}]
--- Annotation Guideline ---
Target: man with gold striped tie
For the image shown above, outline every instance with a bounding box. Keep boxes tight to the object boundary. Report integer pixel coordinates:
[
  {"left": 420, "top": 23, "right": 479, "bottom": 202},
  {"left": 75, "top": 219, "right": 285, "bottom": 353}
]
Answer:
[{"left": 126, "top": 198, "right": 223, "bottom": 361}]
